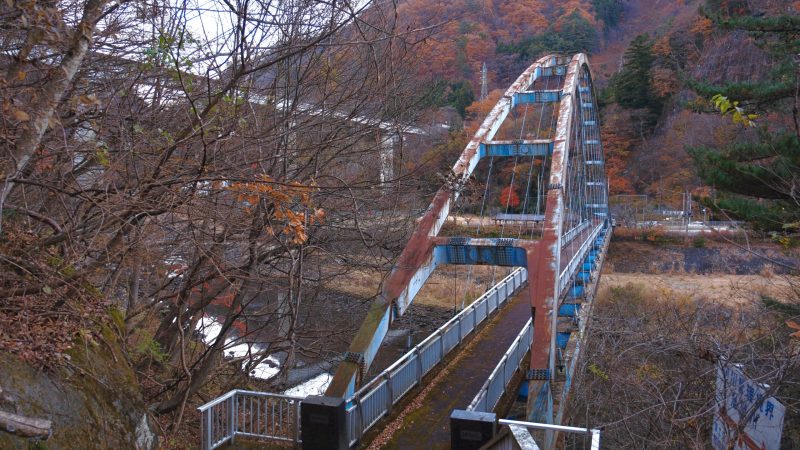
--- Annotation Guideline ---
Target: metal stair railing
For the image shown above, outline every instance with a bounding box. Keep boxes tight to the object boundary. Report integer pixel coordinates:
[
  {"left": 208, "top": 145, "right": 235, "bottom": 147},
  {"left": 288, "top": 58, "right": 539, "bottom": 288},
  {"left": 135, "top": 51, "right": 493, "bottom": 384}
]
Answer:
[{"left": 197, "top": 389, "right": 303, "bottom": 450}]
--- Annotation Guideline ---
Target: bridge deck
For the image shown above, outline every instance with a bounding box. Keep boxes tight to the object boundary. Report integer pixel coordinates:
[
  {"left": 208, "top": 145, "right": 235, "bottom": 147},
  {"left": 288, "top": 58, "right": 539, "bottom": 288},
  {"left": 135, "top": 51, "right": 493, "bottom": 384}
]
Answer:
[{"left": 373, "top": 286, "right": 532, "bottom": 449}]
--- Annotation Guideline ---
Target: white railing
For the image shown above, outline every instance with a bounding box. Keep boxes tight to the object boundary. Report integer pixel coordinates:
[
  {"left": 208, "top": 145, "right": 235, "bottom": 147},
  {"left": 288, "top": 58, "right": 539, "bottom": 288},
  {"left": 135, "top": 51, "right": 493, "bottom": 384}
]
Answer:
[
  {"left": 493, "top": 419, "right": 601, "bottom": 450},
  {"left": 344, "top": 267, "right": 527, "bottom": 446},
  {"left": 197, "top": 389, "right": 303, "bottom": 450},
  {"left": 558, "top": 223, "right": 605, "bottom": 295},
  {"left": 561, "top": 220, "right": 591, "bottom": 246},
  {"left": 196, "top": 267, "right": 527, "bottom": 449},
  {"left": 467, "top": 319, "right": 533, "bottom": 413}
]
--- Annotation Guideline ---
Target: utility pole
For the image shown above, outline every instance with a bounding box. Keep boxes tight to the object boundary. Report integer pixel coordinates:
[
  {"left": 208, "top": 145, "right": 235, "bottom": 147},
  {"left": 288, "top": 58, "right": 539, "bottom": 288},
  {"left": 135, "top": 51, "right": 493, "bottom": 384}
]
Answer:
[
  {"left": 643, "top": 196, "right": 647, "bottom": 225},
  {"left": 684, "top": 191, "right": 690, "bottom": 240},
  {"left": 480, "top": 62, "right": 488, "bottom": 101},
  {"left": 681, "top": 191, "right": 686, "bottom": 227}
]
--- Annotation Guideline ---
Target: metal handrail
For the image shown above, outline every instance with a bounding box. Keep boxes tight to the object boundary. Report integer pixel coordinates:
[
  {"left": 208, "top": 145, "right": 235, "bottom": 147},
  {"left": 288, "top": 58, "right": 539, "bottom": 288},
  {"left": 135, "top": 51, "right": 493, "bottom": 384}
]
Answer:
[
  {"left": 351, "top": 267, "right": 526, "bottom": 398},
  {"left": 561, "top": 220, "right": 591, "bottom": 246},
  {"left": 344, "top": 267, "right": 527, "bottom": 445},
  {"left": 498, "top": 419, "right": 601, "bottom": 450},
  {"left": 467, "top": 318, "right": 533, "bottom": 412},
  {"left": 198, "top": 389, "right": 238, "bottom": 411},
  {"left": 196, "top": 267, "right": 528, "bottom": 449},
  {"left": 198, "top": 389, "right": 304, "bottom": 450},
  {"left": 558, "top": 223, "right": 604, "bottom": 295}
]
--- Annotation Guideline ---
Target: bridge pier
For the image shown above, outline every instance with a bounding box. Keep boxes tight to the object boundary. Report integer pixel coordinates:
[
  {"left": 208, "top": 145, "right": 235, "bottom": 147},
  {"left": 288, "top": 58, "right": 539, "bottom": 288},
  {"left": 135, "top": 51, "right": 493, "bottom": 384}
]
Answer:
[{"left": 378, "top": 132, "right": 399, "bottom": 187}]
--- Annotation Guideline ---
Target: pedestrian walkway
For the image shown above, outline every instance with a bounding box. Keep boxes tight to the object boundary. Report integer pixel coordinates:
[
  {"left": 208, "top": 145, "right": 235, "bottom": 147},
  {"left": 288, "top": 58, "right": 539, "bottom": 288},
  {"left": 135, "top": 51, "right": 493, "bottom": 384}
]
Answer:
[{"left": 372, "top": 287, "right": 532, "bottom": 449}]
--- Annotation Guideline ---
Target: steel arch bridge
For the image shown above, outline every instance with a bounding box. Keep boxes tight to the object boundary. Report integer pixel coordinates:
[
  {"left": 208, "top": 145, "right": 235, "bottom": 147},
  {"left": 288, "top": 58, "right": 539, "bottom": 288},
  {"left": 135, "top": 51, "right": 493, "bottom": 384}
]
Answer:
[{"left": 326, "top": 53, "right": 611, "bottom": 426}]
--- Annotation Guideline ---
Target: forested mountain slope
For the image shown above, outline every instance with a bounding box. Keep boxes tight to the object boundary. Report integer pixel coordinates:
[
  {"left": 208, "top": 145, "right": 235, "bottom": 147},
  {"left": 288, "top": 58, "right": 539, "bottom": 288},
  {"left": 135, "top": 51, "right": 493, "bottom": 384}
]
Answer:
[{"left": 401, "top": 0, "right": 797, "bottom": 212}]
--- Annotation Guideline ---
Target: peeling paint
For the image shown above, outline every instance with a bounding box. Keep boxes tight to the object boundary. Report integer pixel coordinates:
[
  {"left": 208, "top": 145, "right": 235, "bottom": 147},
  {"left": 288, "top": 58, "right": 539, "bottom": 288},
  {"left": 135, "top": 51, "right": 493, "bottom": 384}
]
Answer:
[{"left": 327, "top": 54, "right": 606, "bottom": 405}]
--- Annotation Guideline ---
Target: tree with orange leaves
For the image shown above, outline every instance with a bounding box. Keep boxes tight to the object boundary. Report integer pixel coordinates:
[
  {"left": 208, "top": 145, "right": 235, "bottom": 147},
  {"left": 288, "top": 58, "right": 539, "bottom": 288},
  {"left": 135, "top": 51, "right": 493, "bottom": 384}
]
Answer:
[{"left": 499, "top": 185, "right": 521, "bottom": 210}]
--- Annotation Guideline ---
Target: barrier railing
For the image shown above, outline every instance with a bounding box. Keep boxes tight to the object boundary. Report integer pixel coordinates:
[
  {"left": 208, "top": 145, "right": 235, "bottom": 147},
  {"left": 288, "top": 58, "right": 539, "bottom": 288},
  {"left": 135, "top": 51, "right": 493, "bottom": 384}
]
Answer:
[
  {"left": 561, "top": 220, "right": 591, "bottom": 246},
  {"left": 197, "top": 267, "right": 527, "bottom": 449},
  {"left": 467, "top": 318, "right": 533, "bottom": 412},
  {"left": 558, "top": 223, "right": 604, "bottom": 295},
  {"left": 197, "top": 389, "right": 303, "bottom": 450},
  {"left": 493, "top": 419, "right": 601, "bottom": 450},
  {"left": 345, "top": 267, "right": 527, "bottom": 446}
]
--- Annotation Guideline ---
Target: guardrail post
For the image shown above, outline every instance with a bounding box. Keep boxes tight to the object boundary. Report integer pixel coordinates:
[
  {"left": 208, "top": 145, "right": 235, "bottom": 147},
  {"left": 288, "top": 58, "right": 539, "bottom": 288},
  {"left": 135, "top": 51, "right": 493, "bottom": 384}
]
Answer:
[
  {"left": 414, "top": 348, "right": 423, "bottom": 384},
  {"left": 356, "top": 396, "right": 365, "bottom": 443},
  {"left": 501, "top": 357, "right": 508, "bottom": 391},
  {"left": 300, "top": 396, "right": 348, "bottom": 450},
  {"left": 384, "top": 373, "right": 394, "bottom": 413},
  {"left": 591, "top": 428, "right": 601, "bottom": 450},
  {"left": 228, "top": 394, "right": 237, "bottom": 445},
  {"left": 203, "top": 410, "right": 211, "bottom": 450},
  {"left": 294, "top": 399, "right": 301, "bottom": 445},
  {"left": 439, "top": 330, "right": 445, "bottom": 361}
]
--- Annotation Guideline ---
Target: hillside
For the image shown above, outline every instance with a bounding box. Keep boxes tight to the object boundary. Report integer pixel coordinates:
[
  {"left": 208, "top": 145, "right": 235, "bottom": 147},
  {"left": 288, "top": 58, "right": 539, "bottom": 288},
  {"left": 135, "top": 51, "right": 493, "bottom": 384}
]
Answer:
[
  {"left": 0, "top": 0, "right": 797, "bottom": 448},
  {"left": 401, "top": 0, "right": 798, "bottom": 211},
  {"left": 397, "top": 0, "right": 602, "bottom": 88}
]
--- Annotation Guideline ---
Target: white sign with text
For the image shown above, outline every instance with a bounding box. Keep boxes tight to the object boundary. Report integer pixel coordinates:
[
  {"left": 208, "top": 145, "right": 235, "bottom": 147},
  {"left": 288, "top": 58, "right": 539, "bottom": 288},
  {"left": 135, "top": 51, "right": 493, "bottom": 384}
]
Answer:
[{"left": 713, "top": 363, "right": 785, "bottom": 450}]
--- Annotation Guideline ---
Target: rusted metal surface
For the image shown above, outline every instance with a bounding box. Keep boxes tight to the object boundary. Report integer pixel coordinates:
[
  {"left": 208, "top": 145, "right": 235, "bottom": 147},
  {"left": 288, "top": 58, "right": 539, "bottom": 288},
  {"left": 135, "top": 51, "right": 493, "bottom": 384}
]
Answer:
[
  {"left": 525, "top": 54, "right": 587, "bottom": 423},
  {"left": 327, "top": 55, "right": 558, "bottom": 398},
  {"left": 329, "top": 53, "right": 606, "bottom": 434},
  {"left": 197, "top": 54, "right": 610, "bottom": 450}
]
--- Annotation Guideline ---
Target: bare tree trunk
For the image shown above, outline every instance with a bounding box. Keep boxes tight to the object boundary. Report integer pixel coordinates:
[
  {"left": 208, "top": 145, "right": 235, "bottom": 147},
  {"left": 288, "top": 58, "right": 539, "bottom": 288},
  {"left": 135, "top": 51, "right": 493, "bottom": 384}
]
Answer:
[
  {"left": 127, "top": 258, "right": 141, "bottom": 312},
  {"left": 0, "top": 0, "right": 110, "bottom": 231}
]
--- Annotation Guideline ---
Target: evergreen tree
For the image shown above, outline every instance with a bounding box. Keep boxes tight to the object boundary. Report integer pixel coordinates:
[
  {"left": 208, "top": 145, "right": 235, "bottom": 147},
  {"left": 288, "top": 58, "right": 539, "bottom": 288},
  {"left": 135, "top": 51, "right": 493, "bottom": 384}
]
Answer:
[
  {"left": 446, "top": 80, "right": 476, "bottom": 118},
  {"left": 688, "top": 6, "right": 800, "bottom": 232},
  {"left": 613, "top": 34, "right": 659, "bottom": 110},
  {"left": 556, "top": 12, "right": 599, "bottom": 54},
  {"left": 497, "top": 12, "right": 597, "bottom": 60},
  {"left": 592, "top": 0, "right": 625, "bottom": 29}
]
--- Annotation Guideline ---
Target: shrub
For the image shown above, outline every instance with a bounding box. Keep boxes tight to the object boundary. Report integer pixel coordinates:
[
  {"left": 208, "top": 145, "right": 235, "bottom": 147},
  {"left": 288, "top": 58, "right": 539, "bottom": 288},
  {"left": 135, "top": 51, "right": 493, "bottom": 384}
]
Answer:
[{"left": 692, "top": 236, "right": 707, "bottom": 248}]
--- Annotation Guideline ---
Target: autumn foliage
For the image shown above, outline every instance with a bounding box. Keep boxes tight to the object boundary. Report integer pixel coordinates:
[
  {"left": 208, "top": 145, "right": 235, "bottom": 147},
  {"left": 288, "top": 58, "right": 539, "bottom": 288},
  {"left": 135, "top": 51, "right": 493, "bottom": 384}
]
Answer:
[
  {"left": 229, "top": 175, "right": 325, "bottom": 244},
  {"left": 499, "top": 184, "right": 521, "bottom": 210},
  {"left": 397, "top": 0, "right": 600, "bottom": 89}
]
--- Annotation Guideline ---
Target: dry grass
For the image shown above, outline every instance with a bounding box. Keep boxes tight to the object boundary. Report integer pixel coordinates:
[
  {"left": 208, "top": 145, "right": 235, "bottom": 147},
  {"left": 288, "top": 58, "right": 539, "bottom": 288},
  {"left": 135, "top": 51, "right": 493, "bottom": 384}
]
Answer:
[
  {"left": 324, "top": 265, "right": 513, "bottom": 310},
  {"left": 599, "top": 271, "right": 798, "bottom": 306}
]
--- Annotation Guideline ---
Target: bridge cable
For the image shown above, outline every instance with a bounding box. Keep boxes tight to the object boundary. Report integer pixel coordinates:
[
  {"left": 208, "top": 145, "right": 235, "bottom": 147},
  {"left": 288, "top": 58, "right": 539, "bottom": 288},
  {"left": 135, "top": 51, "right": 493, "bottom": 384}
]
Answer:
[
  {"left": 489, "top": 100, "right": 530, "bottom": 285},
  {"left": 530, "top": 81, "right": 560, "bottom": 242},
  {"left": 455, "top": 115, "right": 500, "bottom": 311},
  {"left": 516, "top": 73, "right": 554, "bottom": 240},
  {"left": 458, "top": 82, "right": 533, "bottom": 307}
]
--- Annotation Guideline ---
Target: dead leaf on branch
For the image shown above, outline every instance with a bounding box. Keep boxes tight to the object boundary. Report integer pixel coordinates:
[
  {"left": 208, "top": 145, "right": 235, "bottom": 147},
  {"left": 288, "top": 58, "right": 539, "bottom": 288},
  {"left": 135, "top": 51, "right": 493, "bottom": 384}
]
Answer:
[
  {"left": 229, "top": 176, "right": 324, "bottom": 244},
  {"left": 12, "top": 109, "right": 30, "bottom": 121},
  {"left": 787, "top": 320, "right": 800, "bottom": 338}
]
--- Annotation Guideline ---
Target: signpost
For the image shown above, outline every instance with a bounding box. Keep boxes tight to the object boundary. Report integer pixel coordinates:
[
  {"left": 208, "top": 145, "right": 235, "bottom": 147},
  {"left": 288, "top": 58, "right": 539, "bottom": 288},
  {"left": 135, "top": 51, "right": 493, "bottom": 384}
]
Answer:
[{"left": 713, "top": 363, "right": 785, "bottom": 450}]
